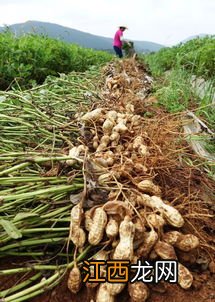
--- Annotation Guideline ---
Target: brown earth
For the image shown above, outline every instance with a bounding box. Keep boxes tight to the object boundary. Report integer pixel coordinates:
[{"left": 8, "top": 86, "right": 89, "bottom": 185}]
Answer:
[
  {"left": 31, "top": 272, "right": 215, "bottom": 302},
  {"left": 0, "top": 255, "right": 214, "bottom": 301}
]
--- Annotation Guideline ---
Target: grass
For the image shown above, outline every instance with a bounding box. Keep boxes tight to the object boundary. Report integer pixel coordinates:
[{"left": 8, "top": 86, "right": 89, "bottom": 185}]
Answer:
[
  {"left": 143, "top": 36, "right": 215, "bottom": 130},
  {"left": 153, "top": 68, "right": 194, "bottom": 112},
  {"left": 150, "top": 68, "right": 215, "bottom": 158},
  {"left": 142, "top": 37, "right": 215, "bottom": 167},
  {"left": 151, "top": 67, "right": 215, "bottom": 131},
  {"left": 144, "top": 36, "right": 215, "bottom": 80}
]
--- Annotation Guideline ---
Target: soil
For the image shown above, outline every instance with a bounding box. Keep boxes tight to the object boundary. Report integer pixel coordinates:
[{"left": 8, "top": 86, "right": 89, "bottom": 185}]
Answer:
[
  {"left": 1, "top": 260, "right": 214, "bottom": 302},
  {"left": 31, "top": 272, "right": 215, "bottom": 302}
]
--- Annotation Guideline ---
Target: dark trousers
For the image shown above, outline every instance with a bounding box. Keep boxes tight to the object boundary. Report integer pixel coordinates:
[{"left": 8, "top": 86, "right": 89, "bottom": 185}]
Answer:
[{"left": 113, "top": 46, "right": 123, "bottom": 58}]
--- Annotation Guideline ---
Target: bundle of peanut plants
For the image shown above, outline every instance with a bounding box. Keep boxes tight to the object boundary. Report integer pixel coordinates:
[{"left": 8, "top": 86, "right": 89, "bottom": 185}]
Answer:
[{"left": 0, "top": 69, "right": 102, "bottom": 302}]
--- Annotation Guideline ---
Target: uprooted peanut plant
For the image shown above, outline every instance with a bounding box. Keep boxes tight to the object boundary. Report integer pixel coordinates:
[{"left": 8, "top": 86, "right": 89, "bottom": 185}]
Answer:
[{"left": 66, "top": 59, "right": 214, "bottom": 301}]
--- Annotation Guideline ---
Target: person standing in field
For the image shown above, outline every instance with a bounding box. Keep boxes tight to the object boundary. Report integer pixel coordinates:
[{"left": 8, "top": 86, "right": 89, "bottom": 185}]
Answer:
[{"left": 113, "top": 26, "right": 129, "bottom": 58}]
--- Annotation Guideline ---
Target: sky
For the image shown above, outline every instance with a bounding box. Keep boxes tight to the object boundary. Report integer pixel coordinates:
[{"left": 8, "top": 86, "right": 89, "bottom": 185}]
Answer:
[{"left": 0, "top": 0, "right": 214, "bottom": 45}]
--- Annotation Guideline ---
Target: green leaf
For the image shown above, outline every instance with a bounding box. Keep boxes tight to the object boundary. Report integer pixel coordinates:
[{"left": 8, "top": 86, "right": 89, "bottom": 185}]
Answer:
[{"left": 0, "top": 219, "right": 22, "bottom": 239}]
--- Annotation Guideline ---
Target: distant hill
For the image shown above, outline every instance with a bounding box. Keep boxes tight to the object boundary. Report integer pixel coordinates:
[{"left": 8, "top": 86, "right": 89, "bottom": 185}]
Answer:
[
  {"left": 181, "top": 34, "right": 211, "bottom": 43},
  {"left": 0, "top": 20, "right": 164, "bottom": 53}
]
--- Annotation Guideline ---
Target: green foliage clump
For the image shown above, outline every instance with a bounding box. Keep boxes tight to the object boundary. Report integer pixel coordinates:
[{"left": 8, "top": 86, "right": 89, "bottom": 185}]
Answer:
[
  {"left": 0, "top": 32, "right": 112, "bottom": 90},
  {"left": 153, "top": 69, "right": 193, "bottom": 112},
  {"left": 143, "top": 36, "right": 215, "bottom": 156},
  {"left": 144, "top": 36, "right": 215, "bottom": 80}
]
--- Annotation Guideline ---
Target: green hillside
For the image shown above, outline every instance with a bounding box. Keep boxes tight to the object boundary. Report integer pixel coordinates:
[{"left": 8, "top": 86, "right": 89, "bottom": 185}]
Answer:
[{"left": 0, "top": 20, "right": 164, "bottom": 53}]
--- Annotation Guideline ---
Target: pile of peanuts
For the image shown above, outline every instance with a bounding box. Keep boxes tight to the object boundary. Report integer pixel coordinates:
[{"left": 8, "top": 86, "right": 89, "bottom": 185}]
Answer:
[{"left": 66, "top": 105, "right": 200, "bottom": 302}]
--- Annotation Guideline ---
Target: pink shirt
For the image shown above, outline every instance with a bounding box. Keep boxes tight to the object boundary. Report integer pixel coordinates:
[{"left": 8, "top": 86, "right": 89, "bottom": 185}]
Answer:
[{"left": 113, "top": 29, "right": 123, "bottom": 48}]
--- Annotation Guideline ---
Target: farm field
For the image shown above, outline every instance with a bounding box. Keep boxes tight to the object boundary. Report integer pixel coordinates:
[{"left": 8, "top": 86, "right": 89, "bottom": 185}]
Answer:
[{"left": 0, "top": 34, "right": 214, "bottom": 302}]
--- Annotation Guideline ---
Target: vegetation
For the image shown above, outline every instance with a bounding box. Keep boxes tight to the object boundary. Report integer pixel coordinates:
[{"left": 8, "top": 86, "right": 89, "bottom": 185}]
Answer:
[
  {"left": 145, "top": 36, "right": 215, "bottom": 80},
  {"left": 0, "top": 21, "right": 165, "bottom": 54},
  {"left": 143, "top": 36, "right": 215, "bottom": 164},
  {"left": 144, "top": 37, "right": 215, "bottom": 132},
  {"left": 0, "top": 31, "right": 112, "bottom": 90},
  {"left": 0, "top": 69, "right": 99, "bottom": 301}
]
